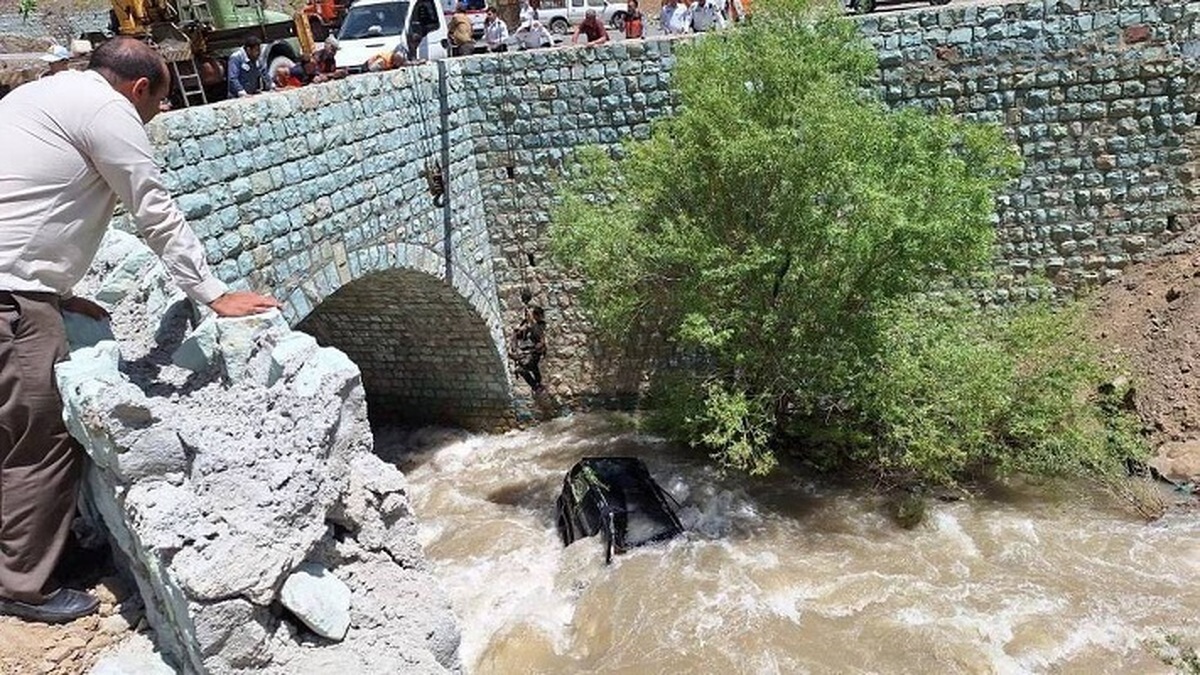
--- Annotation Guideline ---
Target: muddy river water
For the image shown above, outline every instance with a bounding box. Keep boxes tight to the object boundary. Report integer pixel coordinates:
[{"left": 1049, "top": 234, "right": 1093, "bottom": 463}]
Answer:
[{"left": 377, "top": 414, "right": 1200, "bottom": 674}]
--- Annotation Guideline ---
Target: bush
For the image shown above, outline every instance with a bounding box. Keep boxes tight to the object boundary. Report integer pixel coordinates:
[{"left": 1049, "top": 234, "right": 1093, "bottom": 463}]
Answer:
[{"left": 846, "top": 300, "right": 1146, "bottom": 485}]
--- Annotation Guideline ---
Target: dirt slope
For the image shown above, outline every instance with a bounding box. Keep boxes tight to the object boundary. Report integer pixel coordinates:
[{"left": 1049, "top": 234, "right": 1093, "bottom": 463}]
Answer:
[{"left": 1089, "top": 226, "right": 1200, "bottom": 472}]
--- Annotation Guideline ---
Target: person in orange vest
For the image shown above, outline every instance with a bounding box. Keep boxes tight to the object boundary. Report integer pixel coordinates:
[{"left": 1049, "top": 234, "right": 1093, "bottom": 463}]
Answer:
[{"left": 623, "top": 0, "right": 644, "bottom": 39}]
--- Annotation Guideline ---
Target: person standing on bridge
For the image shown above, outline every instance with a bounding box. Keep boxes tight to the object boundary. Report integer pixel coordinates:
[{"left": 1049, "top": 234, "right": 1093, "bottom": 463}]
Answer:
[
  {"left": 0, "top": 37, "right": 280, "bottom": 624},
  {"left": 624, "top": 0, "right": 645, "bottom": 39},
  {"left": 660, "top": 0, "right": 691, "bottom": 35},
  {"left": 572, "top": 9, "right": 610, "bottom": 46},
  {"left": 689, "top": 0, "right": 725, "bottom": 32},
  {"left": 449, "top": 3, "right": 477, "bottom": 57},
  {"left": 227, "top": 34, "right": 271, "bottom": 98},
  {"left": 484, "top": 7, "right": 510, "bottom": 53}
]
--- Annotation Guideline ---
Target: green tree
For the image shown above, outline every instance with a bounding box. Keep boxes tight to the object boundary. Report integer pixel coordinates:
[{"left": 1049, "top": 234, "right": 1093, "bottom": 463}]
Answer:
[{"left": 552, "top": 3, "right": 1021, "bottom": 475}]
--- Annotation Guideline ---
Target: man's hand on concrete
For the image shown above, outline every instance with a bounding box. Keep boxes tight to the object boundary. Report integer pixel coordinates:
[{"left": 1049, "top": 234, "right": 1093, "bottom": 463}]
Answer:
[
  {"left": 61, "top": 296, "right": 110, "bottom": 320},
  {"left": 208, "top": 291, "right": 282, "bottom": 317}
]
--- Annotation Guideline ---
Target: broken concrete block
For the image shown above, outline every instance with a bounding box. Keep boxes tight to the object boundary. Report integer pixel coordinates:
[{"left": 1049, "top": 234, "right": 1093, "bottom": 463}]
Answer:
[
  {"left": 280, "top": 563, "right": 352, "bottom": 641},
  {"left": 170, "top": 534, "right": 293, "bottom": 605},
  {"left": 171, "top": 317, "right": 219, "bottom": 373},
  {"left": 62, "top": 312, "right": 115, "bottom": 350},
  {"left": 293, "top": 347, "right": 359, "bottom": 398},
  {"left": 118, "top": 428, "right": 188, "bottom": 483},
  {"left": 96, "top": 245, "right": 156, "bottom": 304},
  {"left": 88, "top": 631, "right": 178, "bottom": 675},
  {"left": 215, "top": 309, "right": 289, "bottom": 384},
  {"left": 267, "top": 331, "right": 319, "bottom": 387}
]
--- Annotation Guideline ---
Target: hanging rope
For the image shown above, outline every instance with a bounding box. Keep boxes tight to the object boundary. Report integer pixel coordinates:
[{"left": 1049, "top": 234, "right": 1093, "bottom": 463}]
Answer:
[
  {"left": 497, "top": 51, "right": 535, "bottom": 292},
  {"left": 406, "top": 65, "right": 445, "bottom": 206}
]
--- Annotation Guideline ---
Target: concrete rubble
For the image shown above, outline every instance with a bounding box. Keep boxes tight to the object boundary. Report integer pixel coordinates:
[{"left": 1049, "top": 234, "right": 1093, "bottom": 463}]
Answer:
[{"left": 59, "top": 230, "right": 461, "bottom": 674}]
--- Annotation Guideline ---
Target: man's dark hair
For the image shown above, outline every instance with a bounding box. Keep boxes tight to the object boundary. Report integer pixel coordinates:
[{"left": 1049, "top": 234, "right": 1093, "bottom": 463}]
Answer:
[
  {"left": 243, "top": 34, "right": 262, "bottom": 49},
  {"left": 88, "top": 38, "right": 167, "bottom": 92}
]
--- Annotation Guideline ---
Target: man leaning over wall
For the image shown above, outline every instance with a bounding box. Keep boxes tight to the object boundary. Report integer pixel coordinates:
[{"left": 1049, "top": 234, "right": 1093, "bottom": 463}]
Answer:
[{"left": 0, "top": 37, "right": 279, "bottom": 624}]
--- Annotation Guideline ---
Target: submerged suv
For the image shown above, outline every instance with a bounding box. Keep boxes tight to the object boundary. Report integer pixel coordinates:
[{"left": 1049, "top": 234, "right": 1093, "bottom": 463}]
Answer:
[
  {"left": 335, "top": 0, "right": 450, "bottom": 70},
  {"left": 555, "top": 457, "right": 684, "bottom": 563}
]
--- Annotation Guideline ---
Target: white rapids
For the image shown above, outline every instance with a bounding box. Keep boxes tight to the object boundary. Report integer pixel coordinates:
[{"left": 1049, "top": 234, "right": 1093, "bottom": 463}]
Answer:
[{"left": 376, "top": 414, "right": 1200, "bottom": 675}]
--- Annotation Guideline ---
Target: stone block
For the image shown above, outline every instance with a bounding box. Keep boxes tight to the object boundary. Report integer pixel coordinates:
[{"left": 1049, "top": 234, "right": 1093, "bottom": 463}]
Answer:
[
  {"left": 172, "top": 317, "right": 219, "bottom": 372},
  {"left": 293, "top": 347, "right": 360, "bottom": 398},
  {"left": 119, "top": 427, "right": 188, "bottom": 483},
  {"left": 280, "top": 563, "right": 352, "bottom": 641},
  {"left": 63, "top": 313, "right": 116, "bottom": 351},
  {"left": 215, "top": 309, "right": 289, "bottom": 384},
  {"left": 268, "top": 331, "right": 320, "bottom": 387}
]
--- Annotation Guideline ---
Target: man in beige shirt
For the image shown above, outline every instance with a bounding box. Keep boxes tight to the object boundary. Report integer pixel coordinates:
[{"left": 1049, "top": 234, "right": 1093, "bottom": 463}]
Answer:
[{"left": 0, "top": 38, "right": 279, "bottom": 623}]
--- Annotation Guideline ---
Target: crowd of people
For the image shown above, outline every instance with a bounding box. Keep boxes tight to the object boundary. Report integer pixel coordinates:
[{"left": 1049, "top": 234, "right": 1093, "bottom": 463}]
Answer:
[
  {"left": 18, "top": 0, "right": 751, "bottom": 102},
  {"left": 29, "top": 0, "right": 749, "bottom": 100}
]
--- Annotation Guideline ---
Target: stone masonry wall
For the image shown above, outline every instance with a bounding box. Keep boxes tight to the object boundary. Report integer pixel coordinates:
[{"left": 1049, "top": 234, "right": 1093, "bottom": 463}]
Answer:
[
  {"left": 298, "top": 268, "right": 511, "bottom": 430},
  {"left": 459, "top": 41, "right": 680, "bottom": 404},
  {"left": 132, "top": 0, "right": 1200, "bottom": 413},
  {"left": 461, "top": 0, "right": 1200, "bottom": 401},
  {"left": 861, "top": 0, "right": 1200, "bottom": 303},
  {"left": 61, "top": 230, "right": 462, "bottom": 674},
  {"left": 136, "top": 66, "right": 512, "bottom": 429}
]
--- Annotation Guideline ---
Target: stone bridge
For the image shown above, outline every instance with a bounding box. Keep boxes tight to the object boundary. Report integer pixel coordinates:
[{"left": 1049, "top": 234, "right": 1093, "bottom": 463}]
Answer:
[
  {"left": 130, "top": 0, "right": 1198, "bottom": 431},
  {"left": 66, "top": 1, "right": 1200, "bottom": 671}
]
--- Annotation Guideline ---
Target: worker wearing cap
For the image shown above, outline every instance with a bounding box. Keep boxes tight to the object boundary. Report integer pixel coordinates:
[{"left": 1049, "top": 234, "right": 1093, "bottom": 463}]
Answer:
[{"left": 39, "top": 45, "right": 71, "bottom": 77}]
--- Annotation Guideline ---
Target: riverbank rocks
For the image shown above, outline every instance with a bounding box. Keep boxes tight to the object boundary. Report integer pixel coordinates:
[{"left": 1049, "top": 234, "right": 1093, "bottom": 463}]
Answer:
[
  {"left": 59, "top": 230, "right": 461, "bottom": 674},
  {"left": 1150, "top": 439, "right": 1200, "bottom": 483}
]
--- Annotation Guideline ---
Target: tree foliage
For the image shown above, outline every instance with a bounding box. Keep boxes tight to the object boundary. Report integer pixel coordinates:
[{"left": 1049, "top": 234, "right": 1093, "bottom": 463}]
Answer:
[{"left": 551, "top": 3, "right": 1143, "bottom": 484}]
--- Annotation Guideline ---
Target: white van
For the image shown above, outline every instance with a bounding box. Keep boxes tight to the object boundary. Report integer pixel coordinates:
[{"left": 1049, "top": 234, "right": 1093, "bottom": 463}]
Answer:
[{"left": 334, "top": 0, "right": 450, "bottom": 70}]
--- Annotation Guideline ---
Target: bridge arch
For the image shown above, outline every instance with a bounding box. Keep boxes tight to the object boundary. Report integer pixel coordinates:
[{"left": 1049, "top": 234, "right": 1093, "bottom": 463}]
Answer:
[
  {"left": 292, "top": 239, "right": 513, "bottom": 427},
  {"left": 294, "top": 242, "right": 513, "bottom": 431}
]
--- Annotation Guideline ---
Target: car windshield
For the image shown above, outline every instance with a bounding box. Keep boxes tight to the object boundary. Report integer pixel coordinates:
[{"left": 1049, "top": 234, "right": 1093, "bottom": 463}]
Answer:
[{"left": 338, "top": 2, "right": 411, "bottom": 39}]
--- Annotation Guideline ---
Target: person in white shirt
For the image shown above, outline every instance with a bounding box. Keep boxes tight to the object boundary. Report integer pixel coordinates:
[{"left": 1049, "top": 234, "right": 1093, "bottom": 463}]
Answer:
[
  {"left": 516, "top": 19, "right": 553, "bottom": 49},
  {"left": 660, "top": 0, "right": 691, "bottom": 34},
  {"left": 519, "top": 0, "right": 542, "bottom": 25},
  {"left": 725, "top": 0, "right": 746, "bottom": 22},
  {"left": 483, "top": 7, "right": 510, "bottom": 52},
  {"left": 690, "top": 0, "right": 725, "bottom": 31},
  {"left": 0, "top": 37, "right": 278, "bottom": 625}
]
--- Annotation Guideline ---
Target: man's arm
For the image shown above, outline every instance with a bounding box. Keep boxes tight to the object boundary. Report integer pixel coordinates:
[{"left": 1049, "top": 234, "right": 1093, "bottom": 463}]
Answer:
[{"left": 80, "top": 102, "right": 278, "bottom": 317}]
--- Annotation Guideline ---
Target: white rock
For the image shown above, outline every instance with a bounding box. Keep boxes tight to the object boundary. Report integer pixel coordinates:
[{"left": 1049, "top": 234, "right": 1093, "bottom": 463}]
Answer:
[
  {"left": 292, "top": 347, "right": 359, "bottom": 398},
  {"left": 88, "top": 631, "right": 177, "bottom": 675},
  {"left": 280, "top": 563, "right": 352, "bottom": 641},
  {"left": 267, "top": 331, "right": 319, "bottom": 387}
]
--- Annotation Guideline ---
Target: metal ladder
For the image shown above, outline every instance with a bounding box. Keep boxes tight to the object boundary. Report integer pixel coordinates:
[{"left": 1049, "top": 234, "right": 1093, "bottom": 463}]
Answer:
[{"left": 170, "top": 57, "right": 208, "bottom": 107}]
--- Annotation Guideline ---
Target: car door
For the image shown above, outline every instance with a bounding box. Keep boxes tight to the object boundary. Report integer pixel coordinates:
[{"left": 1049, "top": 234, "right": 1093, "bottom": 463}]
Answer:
[{"left": 408, "top": 0, "right": 450, "bottom": 59}]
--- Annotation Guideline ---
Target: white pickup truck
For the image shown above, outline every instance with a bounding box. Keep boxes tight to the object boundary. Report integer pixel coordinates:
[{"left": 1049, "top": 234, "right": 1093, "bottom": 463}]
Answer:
[{"left": 525, "top": 0, "right": 631, "bottom": 35}]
